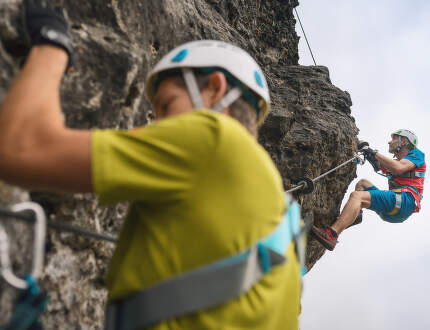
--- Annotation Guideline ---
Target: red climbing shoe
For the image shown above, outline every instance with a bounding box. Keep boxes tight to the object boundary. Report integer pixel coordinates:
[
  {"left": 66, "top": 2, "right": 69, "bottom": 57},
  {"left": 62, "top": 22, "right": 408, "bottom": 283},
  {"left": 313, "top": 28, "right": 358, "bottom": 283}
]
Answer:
[{"left": 311, "top": 226, "right": 338, "bottom": 251}]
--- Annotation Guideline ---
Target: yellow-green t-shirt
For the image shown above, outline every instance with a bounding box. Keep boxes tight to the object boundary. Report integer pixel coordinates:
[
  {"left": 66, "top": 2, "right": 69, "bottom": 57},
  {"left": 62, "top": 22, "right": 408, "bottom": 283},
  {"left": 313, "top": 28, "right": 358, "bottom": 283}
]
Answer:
[{"left": 92, "top": 110, "right": 301, "bottom": 330}]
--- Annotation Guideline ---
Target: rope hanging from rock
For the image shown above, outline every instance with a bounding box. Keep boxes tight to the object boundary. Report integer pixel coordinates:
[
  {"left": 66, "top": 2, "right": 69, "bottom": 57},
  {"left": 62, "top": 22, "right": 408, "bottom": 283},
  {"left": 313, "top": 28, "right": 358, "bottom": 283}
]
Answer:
[
  {"left": 285, "top": 153, "right": 364, "bottom": 194},
  {"left": 0, "top": 208, "right": 117, "bottom": 243},
  {"left": 293, "top": 7, "right": 317, "bottom": 66}
]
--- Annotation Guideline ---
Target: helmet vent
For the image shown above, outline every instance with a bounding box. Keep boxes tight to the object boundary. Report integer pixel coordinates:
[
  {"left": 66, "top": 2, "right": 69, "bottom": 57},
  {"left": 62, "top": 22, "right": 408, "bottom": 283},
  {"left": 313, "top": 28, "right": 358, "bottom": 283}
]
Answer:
[
  {"left": 254, "top": 71, "right": 264, "bottom": 88},
  {"left": 171, "top": 49, "right": 188, "bottom": 62}
]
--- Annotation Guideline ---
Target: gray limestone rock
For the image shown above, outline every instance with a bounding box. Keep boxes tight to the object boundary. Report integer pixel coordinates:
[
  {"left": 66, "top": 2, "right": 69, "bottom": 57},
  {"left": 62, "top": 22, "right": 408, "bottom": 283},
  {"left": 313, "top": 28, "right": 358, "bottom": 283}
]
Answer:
[
  {"left": 0, "top": 0, "right": 358, "bottom": 328},
  {"left": 259, "top": 65, "right": 358, "bottom": 268}
]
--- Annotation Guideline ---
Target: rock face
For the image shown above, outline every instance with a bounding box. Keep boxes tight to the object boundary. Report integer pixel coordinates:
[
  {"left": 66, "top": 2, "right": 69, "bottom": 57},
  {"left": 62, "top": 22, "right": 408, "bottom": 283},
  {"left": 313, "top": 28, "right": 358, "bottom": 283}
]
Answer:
[
  {"left": 0, "top": 0, "right": 358, "bottom": 328},
  {"left": 260, "top": 64, "right": 358, "bottom": 266}
]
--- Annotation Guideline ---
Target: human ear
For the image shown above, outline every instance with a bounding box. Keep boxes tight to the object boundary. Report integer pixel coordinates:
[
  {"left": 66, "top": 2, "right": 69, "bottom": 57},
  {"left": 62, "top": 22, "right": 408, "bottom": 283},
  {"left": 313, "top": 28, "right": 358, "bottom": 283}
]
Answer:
[{"left": 202, "top": 72, "right": 228, "bottom": 108}]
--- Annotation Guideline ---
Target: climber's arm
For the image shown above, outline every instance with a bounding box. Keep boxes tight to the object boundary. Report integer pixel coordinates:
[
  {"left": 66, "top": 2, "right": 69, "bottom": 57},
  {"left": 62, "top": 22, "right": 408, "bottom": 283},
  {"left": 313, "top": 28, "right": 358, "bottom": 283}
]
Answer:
[
  {"left": 0, "top": 45, "right": 93, "bottom": 193},
  {"left": 375, "top": 153, "right": 415, "bottom": 175}
]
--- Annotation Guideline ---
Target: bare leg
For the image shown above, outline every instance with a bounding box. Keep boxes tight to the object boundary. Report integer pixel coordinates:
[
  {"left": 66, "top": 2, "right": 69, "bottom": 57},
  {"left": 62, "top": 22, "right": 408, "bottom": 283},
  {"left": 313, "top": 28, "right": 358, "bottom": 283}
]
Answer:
[
  {"left": 331, "top": 179, "right": 373, "bottom": 235},
  {"left": 355, "top": 178, "right": 374, "bottom": 191}
]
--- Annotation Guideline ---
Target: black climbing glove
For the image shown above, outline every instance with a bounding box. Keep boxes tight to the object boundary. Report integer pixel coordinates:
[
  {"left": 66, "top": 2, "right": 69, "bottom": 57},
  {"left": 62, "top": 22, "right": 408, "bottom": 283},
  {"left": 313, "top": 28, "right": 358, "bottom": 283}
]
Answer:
[
  {"left": 361, "top": 146, "right": 380, "bottom": 172},
  {"left": 361, "top": 145, "right": 377, "bottom": 157},
  {"left": 23, "top": 0, "right": 74, "bottom": 69}
]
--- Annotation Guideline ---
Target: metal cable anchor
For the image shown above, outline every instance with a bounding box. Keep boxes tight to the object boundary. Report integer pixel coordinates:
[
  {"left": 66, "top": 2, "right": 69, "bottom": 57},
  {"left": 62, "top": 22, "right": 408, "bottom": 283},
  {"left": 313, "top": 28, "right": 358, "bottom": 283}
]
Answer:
[{"left": 285, "top": 153, "right": 364, "bottom": 194}]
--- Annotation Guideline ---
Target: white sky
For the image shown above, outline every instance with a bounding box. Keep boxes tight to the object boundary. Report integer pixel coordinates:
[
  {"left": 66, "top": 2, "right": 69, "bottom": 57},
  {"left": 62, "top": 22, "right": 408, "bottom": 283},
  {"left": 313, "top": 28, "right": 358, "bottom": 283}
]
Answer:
[{"left": 296, "top": 2, "right": 430, "bottom": 330}]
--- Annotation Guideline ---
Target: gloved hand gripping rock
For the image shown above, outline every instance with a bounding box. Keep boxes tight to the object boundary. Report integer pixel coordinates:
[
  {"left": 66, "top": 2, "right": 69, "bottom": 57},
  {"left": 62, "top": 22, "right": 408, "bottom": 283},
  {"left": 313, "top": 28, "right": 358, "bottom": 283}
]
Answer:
[{"left": 23, "top": 0, "right": 74, "bottom": 68}]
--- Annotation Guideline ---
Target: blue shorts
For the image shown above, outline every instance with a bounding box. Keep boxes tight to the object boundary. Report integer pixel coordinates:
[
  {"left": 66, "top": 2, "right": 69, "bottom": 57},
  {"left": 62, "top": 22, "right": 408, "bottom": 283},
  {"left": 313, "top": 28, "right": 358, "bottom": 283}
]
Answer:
[{"left": 365, "top": 186, "right": 416, "bottom": 223}]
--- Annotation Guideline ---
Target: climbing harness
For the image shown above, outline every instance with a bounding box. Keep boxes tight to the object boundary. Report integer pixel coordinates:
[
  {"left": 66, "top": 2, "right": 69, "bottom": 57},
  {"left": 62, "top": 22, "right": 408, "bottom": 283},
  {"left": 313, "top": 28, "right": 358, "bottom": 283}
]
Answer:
[
  {"left": 374, "top": 170, "right": 424, "bottom": 214},
  {"left": 285, "top": 153, "right": 364, "bottom": 194},
  {"left": 105, "top": 194, "right": 310, "bottom": 330},
  {"left": 0, "top": 202, "right": 48, "bottom": 330},
  {"left": 0, "top": 207, "right": 117, "bottom": 243},
  {"left": 377, "top": 171, "right": 426, "bottom": 183},
  {"left": 395, "top": 171, "right": 426, "bottom": 178}
]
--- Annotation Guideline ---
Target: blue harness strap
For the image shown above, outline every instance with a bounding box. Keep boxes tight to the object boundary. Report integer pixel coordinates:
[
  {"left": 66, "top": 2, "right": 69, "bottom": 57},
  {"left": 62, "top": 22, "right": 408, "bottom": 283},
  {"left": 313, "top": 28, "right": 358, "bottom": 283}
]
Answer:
[
  {"left": 105, "top": 195, "right": 306, "bottom": 330},
  {"left": 1, "top": 276, "right": 48, "bottom": 330}
]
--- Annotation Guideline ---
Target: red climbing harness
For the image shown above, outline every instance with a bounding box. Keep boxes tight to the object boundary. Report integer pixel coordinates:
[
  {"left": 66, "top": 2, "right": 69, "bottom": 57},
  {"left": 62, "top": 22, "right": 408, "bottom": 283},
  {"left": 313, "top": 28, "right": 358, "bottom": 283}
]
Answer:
[{"left": 382, "top": 163, "right": 426, "bottom": 212}]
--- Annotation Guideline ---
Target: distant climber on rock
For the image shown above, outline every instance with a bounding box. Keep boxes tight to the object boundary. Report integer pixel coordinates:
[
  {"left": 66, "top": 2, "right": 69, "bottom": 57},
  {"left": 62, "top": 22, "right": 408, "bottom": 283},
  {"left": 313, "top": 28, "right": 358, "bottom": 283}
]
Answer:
[
  {"left": 0, "top": 0, "right": 305, "bottom": 329},
  {"left": 312, "top": 129, "right": 425, "bottom": 251}
]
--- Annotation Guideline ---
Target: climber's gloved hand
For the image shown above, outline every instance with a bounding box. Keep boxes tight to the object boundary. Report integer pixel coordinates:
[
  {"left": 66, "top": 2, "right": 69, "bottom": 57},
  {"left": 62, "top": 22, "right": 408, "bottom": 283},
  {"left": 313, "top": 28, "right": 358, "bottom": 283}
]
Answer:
[
  {"left": 361, "top": 146, "right": 380, "bottom": 172},
  {"left": 23, "top": 0, "right": 74, "bottom": 69},
  {"left": 368, "top": 157, "right": 381, "bottom": 172},
  {"left": 360, "top": 145, "right": 378, "bottom": 157}
]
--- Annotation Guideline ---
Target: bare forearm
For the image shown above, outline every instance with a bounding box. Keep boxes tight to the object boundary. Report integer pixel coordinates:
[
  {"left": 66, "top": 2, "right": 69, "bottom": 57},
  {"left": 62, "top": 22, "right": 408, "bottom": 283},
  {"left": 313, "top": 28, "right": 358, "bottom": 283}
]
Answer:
[
  {"left": 0, "top": 46, "right": 68, "bottom": 150},
  {"left": 375, "top": 153, "right": 401, "bottom": 174}
]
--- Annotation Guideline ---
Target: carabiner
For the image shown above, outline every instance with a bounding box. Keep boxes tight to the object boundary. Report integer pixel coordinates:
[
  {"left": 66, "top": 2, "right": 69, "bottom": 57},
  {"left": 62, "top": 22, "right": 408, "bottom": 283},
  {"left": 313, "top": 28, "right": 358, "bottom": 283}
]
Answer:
[
  {"left": 0, "top": 202, "right": 46, "bottom": 289},
  {"left": 353, "top": 153, "right": 365, "bottom": 165}
]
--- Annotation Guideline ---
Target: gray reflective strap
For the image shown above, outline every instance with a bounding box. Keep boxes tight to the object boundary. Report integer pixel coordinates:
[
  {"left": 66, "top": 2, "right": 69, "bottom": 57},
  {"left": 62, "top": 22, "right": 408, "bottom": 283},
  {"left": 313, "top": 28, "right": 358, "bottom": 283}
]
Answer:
[
  {"left": 212, "top": 87, "right": 242, "bottom": 112},
  {"left": 388, "top": 193, "right": 402, "bottom": 215},
  {"left": 182, "top": 68, "right": 204, "bottom": 109},
  {"left": 398, "top": 171, "right": 425, "bottom": 178},
  {"left": 394, "top": 193, "right": 402, "bottom": 210},
  {"left": 105, "top": 246, "right": 286, "bottom": 330}
]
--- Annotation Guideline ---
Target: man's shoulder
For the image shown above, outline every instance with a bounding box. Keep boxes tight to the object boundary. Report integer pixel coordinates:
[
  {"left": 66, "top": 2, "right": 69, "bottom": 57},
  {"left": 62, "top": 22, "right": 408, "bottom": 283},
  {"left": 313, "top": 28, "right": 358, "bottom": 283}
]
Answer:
[
  {"left": 414, "top": 148, "right": 424, "bottom": 157},
  {"left": 407, "top": 148, "right": 425, "bottom": 160},
  {"left": 124, "top": 111, "right": 223, "bottom": 145},
  {"left": 147, "top": 110, "right": 237, "bottom": 135},
  {"left": 93, "top": 110, "right": 252, "bottom": 156},
  {"left": 404, "top": 148, "right": 425, "bottom": 168}
]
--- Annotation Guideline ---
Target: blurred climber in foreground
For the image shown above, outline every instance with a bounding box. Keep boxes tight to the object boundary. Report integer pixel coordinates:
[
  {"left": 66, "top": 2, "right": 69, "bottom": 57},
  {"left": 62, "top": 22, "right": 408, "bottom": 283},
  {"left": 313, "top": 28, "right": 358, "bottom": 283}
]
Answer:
[
  {"left": 312, "top": 129, "right": 425, "bottom": 251},
  {"left": 0, "top": 0, "right": 305, "bottom": 329}
]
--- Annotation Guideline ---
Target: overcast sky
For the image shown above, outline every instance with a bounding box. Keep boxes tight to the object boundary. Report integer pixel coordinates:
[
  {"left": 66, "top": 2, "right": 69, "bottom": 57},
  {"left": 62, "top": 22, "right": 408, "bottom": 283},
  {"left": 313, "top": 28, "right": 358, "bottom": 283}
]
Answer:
[{"left": 295, "top": 2, "right": 430, "bottom": 330}]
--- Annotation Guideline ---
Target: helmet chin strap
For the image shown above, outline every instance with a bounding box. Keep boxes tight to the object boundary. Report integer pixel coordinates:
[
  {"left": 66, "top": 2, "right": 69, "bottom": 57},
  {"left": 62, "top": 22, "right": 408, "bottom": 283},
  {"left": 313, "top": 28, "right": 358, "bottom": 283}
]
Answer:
[
  {"left": 394, "top": 135, "right": 407, "bottom": 158},
  {"left": 182, "top": 68, "right": 204, "bottom": 109},
  {"left": 212, "top": 87, "right": 242, "bottom": 112},
  {"left": 182, "top": 68, "right": 243, "bottom": 112}
]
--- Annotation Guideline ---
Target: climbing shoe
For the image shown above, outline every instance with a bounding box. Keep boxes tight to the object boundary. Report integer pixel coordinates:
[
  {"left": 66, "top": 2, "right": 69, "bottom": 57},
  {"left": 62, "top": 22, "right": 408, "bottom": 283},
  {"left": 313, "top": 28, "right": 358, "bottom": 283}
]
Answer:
[{"left": 311, "top": 226, "right": 338, "bottom": 251}]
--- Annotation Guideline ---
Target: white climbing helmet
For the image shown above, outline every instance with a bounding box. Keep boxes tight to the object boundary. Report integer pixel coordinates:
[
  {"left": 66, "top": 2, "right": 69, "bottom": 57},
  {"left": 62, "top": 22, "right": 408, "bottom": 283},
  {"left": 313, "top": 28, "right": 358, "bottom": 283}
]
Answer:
[
  {"left": 145, "top": 40, "right": 271, "bottom": 124},
  {"left": 391, "top": 129, "right": 418, "bottom": 148}
]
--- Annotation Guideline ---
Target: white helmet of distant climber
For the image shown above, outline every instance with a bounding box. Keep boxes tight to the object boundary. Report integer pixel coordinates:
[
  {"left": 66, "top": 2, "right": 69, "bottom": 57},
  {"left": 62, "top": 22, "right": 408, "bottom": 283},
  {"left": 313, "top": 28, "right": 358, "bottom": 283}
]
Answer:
[
  {"left": 392, "top": 129, "right": 418, "bottom": 148},
  {"left": 145, "top": 40, "right": 271, "bottom": 124}
]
